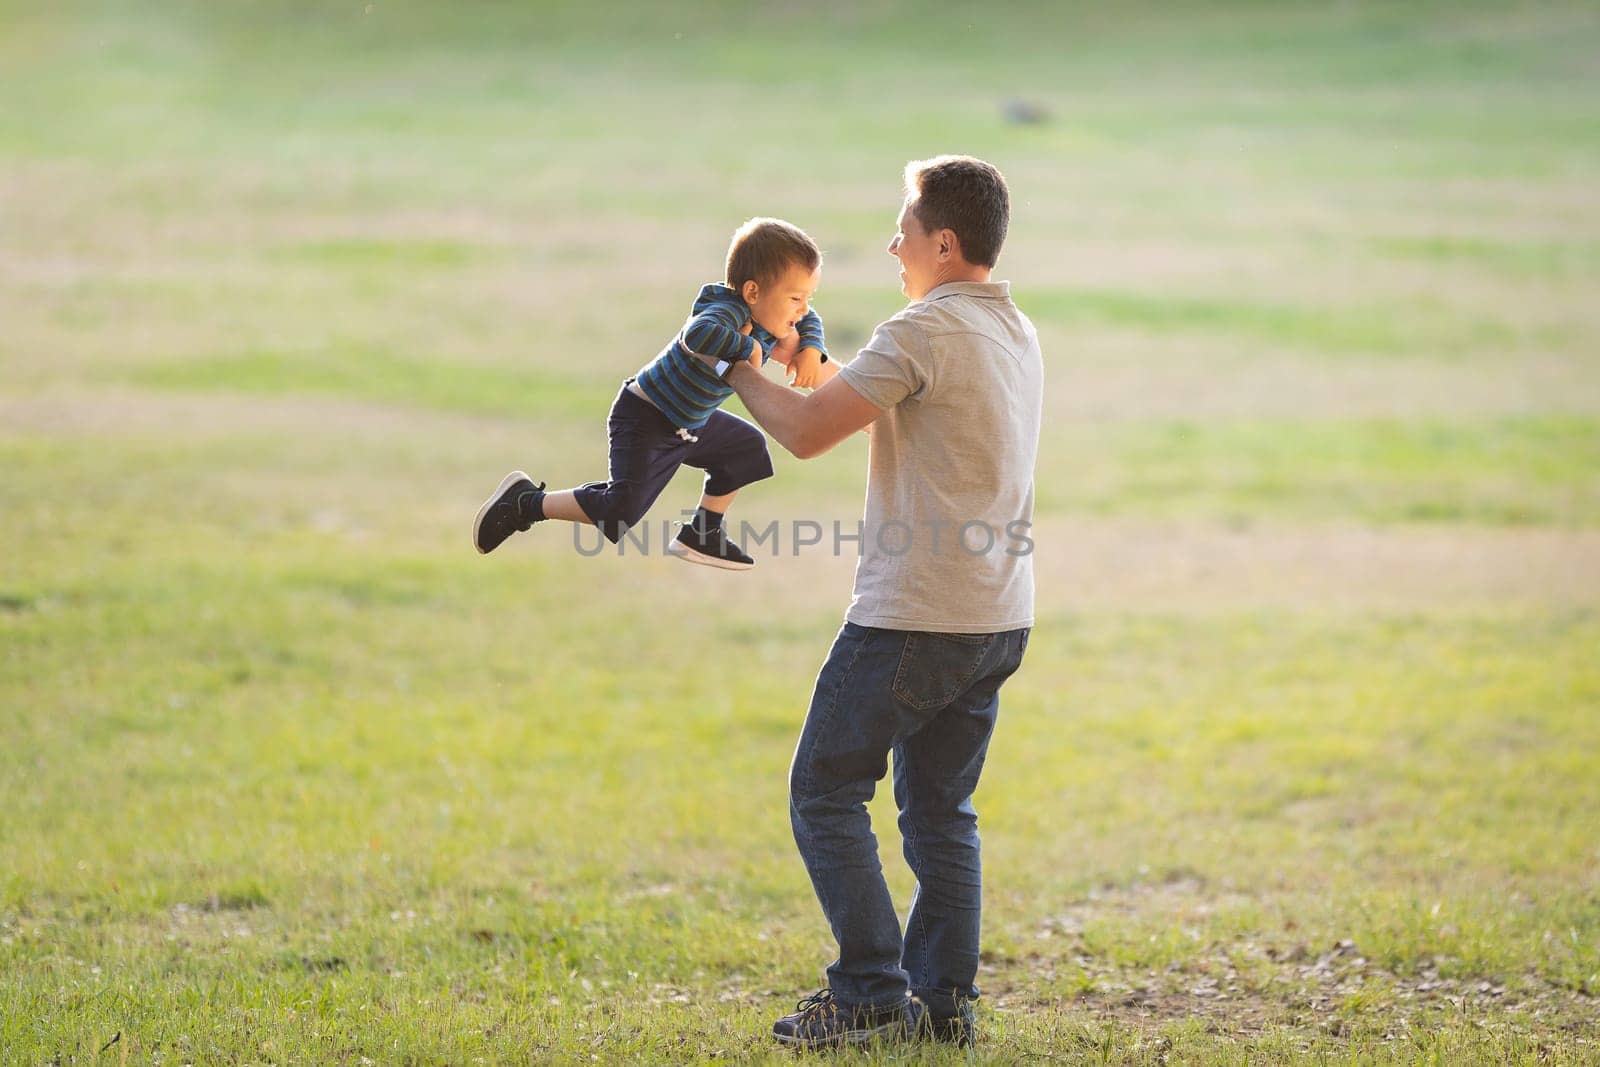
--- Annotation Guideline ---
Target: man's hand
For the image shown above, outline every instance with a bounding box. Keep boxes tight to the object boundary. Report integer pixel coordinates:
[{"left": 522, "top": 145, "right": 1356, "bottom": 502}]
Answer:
[
  {"left": 788, "top": 347, "right": 824, "bottom": 389},
  {"left": 737, "top": 320, "right": 765, "bottom": 370}
]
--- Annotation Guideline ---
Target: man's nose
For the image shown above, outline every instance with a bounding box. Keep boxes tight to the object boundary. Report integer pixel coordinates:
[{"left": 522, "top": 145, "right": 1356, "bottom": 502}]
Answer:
[{"left": 886, "top": 235, "right": 900, "bottom": 256}]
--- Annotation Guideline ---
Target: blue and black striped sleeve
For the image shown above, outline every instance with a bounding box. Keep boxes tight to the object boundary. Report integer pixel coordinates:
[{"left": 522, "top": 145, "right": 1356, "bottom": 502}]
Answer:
[
  {"left": 796, "top": 309, "right": 828, "bottom": 362},
  {"left": 681, "top": 302, "right": 760, "bottom": 363},
  {"left": 749, "top": 309, "right": 829, "bottom": 363}
]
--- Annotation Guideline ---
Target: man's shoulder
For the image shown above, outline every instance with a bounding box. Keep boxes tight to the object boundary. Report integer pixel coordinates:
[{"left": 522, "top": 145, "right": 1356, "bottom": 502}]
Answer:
[
  {"left": 856, "top": 305, "right": 931, "bottom": 361},
  {"left": 915, "top": 283, "right": 1038, "bottom": 355},
  {"left": 876, "top": 297, "right": 956, "bottom": 340}
]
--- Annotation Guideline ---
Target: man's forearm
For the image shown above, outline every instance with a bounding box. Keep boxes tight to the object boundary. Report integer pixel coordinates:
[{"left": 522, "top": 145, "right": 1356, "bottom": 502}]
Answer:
[{"left": 726, "top": 361, "right": 816, "bottom": 457}]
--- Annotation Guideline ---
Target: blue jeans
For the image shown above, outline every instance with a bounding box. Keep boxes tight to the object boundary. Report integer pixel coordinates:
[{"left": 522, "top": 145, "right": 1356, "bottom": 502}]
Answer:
[{"left": 788, "top": 622, "right": 1030, "bottom": 1013}]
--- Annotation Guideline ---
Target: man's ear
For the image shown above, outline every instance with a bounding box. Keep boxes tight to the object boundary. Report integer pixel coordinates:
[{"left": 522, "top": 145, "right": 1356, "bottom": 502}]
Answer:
[
  {"left": 741, "top": 279, "right": 761, "bottom": 304},
  {"left": 937, "top": 229, "right": 958, "bottom": 261}
]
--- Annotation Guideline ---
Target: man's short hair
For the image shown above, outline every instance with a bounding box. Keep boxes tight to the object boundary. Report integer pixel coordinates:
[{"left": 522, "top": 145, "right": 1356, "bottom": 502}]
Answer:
[
  {"left": 903, "top": 155, "right": 1010, "bottom": 268},
  {"left": 725, "top": 218, "right": 821, "bottom": 291}
]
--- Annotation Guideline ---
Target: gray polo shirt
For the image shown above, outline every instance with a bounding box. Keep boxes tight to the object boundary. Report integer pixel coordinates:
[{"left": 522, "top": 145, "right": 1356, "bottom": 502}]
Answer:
[{"left": 836, "top": 280, "right": 1043, "bottom": 633}]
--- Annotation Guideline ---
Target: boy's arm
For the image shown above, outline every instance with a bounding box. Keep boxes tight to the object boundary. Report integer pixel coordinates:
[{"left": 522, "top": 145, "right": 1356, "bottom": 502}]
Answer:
[
  {"left": 765, "top": 332, "right": 827, "bottom": 388},
  {"left": 681, "top": 301, "right": 762, "bottom": 364},
  {"left": 766, "top": 330, "right": 802, "bottom": 367},
  {"left": 795, "top": 308, "right": 828, "bottom": 363},
  {"left": 783, "top": 307, "right": 828, "bottom": 387},
  {"left": 788, "top": 346, "right": 826, "bottom": 389}
]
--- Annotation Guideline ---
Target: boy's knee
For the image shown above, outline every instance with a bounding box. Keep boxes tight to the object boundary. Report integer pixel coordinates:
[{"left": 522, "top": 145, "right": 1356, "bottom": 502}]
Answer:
[
  {"left": 612, "top": 486, "right": 652, "bottom": 528},
  {"left": 727, "top": 433, "right": 775, "bottom": 484},
  {"left": 718, "top": 416, "right": 771, "bottom": 458},
  {"left": 742, "top": 428, "right": 773, "bottom": 461},
  {"left": 577, "top": 479, "right": 651, "bottom": 537}
]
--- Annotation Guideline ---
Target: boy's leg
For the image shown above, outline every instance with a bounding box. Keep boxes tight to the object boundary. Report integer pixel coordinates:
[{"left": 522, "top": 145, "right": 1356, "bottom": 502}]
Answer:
[
  {"left": 698, "top": 489, "right": 738, "bottom": 514},
  {"left": 681, "top": 409, "right": 774, "bottom": 508},
  {"left": 538, "top": 490, "right": 597, "bottom": 524},
  {"left": 667, "top": 411, "right": 774, "bottom": 569},
  {"left": 684, "top": 488, "right": 738, "bottom": 535},
  {"left": 473, "top": 471, "right": 550, "bottom": 555},
  {"left": 892, "top": 628, "right": 1029, "bottom": 1039},
  {"left": 473, "top": 384, "right": 685, "bottom": 553}
]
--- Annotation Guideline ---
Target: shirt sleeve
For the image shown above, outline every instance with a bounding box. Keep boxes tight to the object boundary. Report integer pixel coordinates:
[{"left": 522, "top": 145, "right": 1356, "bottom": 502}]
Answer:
[
  {"left": 681, "top": 301, "right": 761, "bottom": 362},
  {"left": 748, "top": 319, "right": 778, "bottom": 355},
  {"left": 837, "top": 315, "right": 926, "bottom": 410},
  {"left": 796, "top": 309, "right": 829, "bottom": 362}
]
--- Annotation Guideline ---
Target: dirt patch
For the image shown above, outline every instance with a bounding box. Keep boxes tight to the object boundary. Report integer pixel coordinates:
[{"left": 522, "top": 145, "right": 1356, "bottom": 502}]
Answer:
[
  {"left": 1028, "top": 517, "right": 1600, "bottom": 612},
  {"left": 969, "top": 875, "right": 1600, "bottom": 1045},
  {"left": 985, "top": 937, "right": 1598, "bottom": 1047}
]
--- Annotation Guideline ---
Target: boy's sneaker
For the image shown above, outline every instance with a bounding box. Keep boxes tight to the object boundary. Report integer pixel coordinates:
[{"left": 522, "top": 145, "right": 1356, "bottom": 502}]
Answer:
[
  {"left": 911, "top": 993, "right": 976, "bottom": 1047},
  {"left": 665, "top": 522, "right": 755, "bottom": 571},
  {"left": 473, "top": 471, "right": 545, "bottom": 555},
  {"left": 771, "top": 988, "right": 913, "bottom": 1049}
]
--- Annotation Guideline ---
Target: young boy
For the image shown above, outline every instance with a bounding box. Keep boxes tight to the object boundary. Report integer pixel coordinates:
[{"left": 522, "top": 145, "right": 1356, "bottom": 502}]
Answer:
[{"left": 472, "top": 217, "right": 834, "bottom": 569}]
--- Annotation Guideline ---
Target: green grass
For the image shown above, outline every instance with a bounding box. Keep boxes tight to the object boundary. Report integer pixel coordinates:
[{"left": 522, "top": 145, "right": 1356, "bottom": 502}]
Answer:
[
  {"left": 1371, "top": 236, "right": 1600, "bottom": 281},
  {"left": 3, "top": 0, "right": 1599, "bottom": 1062},
  {"left": 1052, "top": 415, "right": 1600, "bottom": 525},
  {"left": 1023, "top": 287, "right": 1567, "bottom": 358},
  {"left": 134, "top": 344, "right": 603, "bottom": 422},
  {"left": 5, "top": 539, "right": 1599, "bottom": 1060}
]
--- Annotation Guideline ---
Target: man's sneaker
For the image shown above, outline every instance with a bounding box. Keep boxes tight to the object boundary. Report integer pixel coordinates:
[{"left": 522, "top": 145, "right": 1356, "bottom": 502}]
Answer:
[
  {"left": 472, "top": 471, "right": 545, "bottom": 555},
  {"left": 911, "top": 993, "right": 976, "bottom": 1047},
  {"left": 771, "top": 988, "right": 913, "bottom": 1049},
  {"left": 665, "top": 522, "right": 755, "bottom": 571}
]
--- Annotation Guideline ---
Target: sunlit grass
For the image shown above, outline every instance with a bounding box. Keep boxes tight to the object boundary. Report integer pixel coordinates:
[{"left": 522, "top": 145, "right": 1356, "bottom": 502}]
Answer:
[{"left": 3, "top": 0, "right": 1599, "bottom": 1061}]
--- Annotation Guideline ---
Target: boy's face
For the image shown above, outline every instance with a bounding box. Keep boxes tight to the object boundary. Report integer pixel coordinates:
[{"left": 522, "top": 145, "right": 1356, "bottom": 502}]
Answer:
[{"left": 742, "top": 262, "right": 820, "bottom": 339}]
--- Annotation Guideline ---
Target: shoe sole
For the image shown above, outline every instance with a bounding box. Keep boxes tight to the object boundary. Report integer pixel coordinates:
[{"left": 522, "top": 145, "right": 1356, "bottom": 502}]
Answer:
[
  {"left": 473, "top": 470, "right": 531, "bottom": 555},
  {"left": 771, "top": 1021, "right": 907, "bottom": 1049},
  {"left": 665, "top": 538, "right": 754, "bottom": 571}
]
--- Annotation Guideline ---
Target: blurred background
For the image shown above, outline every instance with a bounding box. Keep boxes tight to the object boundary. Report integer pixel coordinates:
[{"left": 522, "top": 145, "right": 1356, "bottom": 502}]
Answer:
[{"left": 2, "top": 2, "right": 1598, "bottom": 1061}]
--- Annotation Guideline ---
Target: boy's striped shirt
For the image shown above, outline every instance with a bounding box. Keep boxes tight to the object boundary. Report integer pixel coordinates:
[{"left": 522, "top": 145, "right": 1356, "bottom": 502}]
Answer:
[{"left": 635, "top": 283, "right": 827, "bottom": 430}]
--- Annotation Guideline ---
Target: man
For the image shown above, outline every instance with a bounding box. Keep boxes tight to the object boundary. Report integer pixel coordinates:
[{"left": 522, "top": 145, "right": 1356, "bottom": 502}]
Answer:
[{"left": 707, "top": 155, "right": 1042, "bottom": 1049}]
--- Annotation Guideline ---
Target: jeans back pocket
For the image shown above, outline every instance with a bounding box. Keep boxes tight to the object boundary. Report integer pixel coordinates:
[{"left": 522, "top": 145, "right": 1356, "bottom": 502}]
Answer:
[{"left": 891, "top": 631, "right": 997, "bottom": 712}]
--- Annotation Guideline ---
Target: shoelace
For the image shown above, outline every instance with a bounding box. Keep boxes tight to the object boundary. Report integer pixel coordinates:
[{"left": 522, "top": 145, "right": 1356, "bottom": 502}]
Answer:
[
  {"left": 794, "top": 988, "right": 837, "bottom": 1021},
  {"left": 676, "top": 521, "right": 729, "bottom": 546}
]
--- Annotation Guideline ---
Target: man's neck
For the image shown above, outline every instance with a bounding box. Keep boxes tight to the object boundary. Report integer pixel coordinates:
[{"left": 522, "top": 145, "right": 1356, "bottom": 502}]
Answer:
[{"left": 918, "top": 263, "right": 992, "bottom": 299}]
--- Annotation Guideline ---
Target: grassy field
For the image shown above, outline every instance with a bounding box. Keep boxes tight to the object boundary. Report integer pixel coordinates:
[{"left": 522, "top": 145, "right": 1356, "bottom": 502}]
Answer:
[{"left": 3, "top": 1, "right": 1599, "bottom": 1062}]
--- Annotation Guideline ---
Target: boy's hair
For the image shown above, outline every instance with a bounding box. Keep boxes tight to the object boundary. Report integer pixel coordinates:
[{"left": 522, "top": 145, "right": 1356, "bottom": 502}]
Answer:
[
  {"left": 725, "top": 218, "right": 821, "bottom": 293},
  {"left": 903, "top": 155, "right": 1010, "bottom": 268}
]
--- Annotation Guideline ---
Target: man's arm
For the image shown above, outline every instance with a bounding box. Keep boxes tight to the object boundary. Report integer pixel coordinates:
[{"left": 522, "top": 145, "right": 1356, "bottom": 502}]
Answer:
[{"left": 724, "top": 360, "right": 881, "bottom": 460}]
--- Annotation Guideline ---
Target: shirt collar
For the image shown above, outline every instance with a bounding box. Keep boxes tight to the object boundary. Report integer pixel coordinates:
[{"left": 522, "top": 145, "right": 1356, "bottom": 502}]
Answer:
[{"left": 922, "top": 279, "right": 1010, "bottom": 302}]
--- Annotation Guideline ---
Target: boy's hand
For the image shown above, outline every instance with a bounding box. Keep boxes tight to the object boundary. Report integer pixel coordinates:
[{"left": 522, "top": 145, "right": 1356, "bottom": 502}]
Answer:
[
  {"left": 788, "top": 347, "right": 824, "bottom": 389},
  {"left": 767, "top": 330, "right": 802, "bottom": 368}
]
